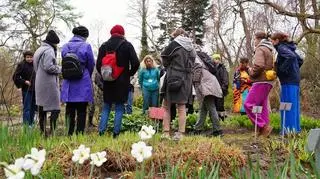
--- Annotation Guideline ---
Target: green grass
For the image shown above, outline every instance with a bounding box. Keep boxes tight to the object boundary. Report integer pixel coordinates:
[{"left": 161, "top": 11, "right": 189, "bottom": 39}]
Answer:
[{"left": 225, "top": 113, "right": 320, "bottom": 132}]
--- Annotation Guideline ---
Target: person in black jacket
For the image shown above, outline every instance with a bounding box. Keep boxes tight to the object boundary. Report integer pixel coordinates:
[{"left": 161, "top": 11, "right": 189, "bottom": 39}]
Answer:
[
  {"left": 212, "top": 54, "right": 229, "bottom": 121},
  {"left": 96, "top": 25, "right": 140, "bottom": 138},
  {"left": 13, "top": 50, "right": 36, "bottom": 126}
]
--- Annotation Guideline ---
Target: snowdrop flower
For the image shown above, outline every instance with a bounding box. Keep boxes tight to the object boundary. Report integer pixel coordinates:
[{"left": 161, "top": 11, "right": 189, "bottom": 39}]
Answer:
[
  {"left": 4, "top": 158, "right": 25, "bottom": 179},
  {"left": 138, "top": 125, "right": 156, "bottom": 140},
  {"left": 90, "top": 151, "right": 107, "bottom": 167},
  {"left": 72, "top": 145, "right": 90, "bottom": 164},
  {"left": 131, "top": 141, "right": 152, "bottom": 163},
  {"left": 23, "top": 148, "right": 46, "bottom": 176}
]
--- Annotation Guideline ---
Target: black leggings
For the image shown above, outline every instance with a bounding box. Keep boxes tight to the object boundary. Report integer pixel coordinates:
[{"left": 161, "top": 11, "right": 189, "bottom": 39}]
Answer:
[
  {"left": 38, "top": 106, "right": 60, "bottom": 134},
  {"left": 66, "top": 102, "right": 88, "bottom": 135}
]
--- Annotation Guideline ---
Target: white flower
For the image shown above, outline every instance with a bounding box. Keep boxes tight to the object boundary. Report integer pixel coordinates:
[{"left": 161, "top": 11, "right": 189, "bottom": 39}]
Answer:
[
  {"left": 23, "top": 148, "right": 46, "bottom": 176},
  {"left": 138, "top": 125, "right": 156, "bottom": 140},
  {"left": 4, "top": 158, "right": 25, "bottom": 179},
  {"left": 72, "top": 145, "right": 90, "bottom": 164},
  {"left": 90, "top": 151, "right": 107, "bottom": 167},
  {"left": 131, "top": 141, "right": 152, "bottom": 163}
]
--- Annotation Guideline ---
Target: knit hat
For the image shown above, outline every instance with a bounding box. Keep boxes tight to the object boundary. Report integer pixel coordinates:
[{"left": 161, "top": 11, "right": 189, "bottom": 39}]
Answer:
[
  {"left": 212, "top": 54, "right": 221, "bottom": 60},
  {"left": 72, "top": 26, "right": 89, "bottom": 38},
  {"left": 45, "top": 30, "right": 60, "bottom": 44},
  {"left": 110, "top": 25, "right": 125, "bottom": 36}
]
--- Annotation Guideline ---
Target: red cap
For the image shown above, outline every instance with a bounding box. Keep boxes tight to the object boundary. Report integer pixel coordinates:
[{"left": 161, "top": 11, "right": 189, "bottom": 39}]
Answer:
[{"left": 110, "top": 25, "right": 125, "bottom": 36}]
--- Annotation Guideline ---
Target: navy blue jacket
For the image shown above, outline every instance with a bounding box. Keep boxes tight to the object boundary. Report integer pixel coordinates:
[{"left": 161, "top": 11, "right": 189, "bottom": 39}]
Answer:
[{"left": 275, "top": 42, "right": 303, "bottom": 85}]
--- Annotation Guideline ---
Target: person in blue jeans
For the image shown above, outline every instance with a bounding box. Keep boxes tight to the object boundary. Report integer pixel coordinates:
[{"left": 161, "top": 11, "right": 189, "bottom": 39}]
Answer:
[
  {"left": 13, "top": 51, "right": 36, "bottom": 127},
  {"left": 96, "top": 25, "right": 140, "bottom": 138},
  {"left": 138, "top": 55, "right": 160, "bottom": 114}
]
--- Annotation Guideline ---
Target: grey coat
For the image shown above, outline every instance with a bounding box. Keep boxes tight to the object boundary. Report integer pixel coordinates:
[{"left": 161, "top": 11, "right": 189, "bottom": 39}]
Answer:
[
  {"left": 33, "top": 42, "right": 61, "bottom": 111},
  {"left": 161, "top": 36, "right": 195, "bottom": 104},
  {"left": 193, "top": 56, "right": 222, "bottom": 102}
]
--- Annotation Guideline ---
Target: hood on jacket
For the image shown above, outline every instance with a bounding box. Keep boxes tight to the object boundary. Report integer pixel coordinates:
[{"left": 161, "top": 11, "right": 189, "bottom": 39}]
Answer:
[
  {"left": 276, "top": 41, "right": 296, "bottom": 51},
  {"left": 257, "top": 39, "right": 274, "bottom": 51},
  {"left": 174, "top": 35, "right": 194, "bottom": 51}
]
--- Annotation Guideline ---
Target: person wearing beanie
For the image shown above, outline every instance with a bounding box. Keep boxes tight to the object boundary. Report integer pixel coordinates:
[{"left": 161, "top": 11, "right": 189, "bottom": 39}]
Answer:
[
  {"left": 72, "top": 26, "right": 89, "bottom": 38},
  {"left": 60, "top": 25, "right": 95, "bottom": 135},
  {"left": 12, "top": 50, "right": 36, "bottom": 127},
  {"left": 33, "top": 30, "right": 61, "bottom": 136},
  {"left": 96, "top": 24, "right": 140, "bottom": 138},
  {"left": 212, "top": 53, "right": 229, "bottom": 121}
]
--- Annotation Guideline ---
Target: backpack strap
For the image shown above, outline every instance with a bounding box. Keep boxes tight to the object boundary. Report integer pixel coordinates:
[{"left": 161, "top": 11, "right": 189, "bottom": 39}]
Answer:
[{"left": 106, "top": 40, "right": 125, "bottom": 53}]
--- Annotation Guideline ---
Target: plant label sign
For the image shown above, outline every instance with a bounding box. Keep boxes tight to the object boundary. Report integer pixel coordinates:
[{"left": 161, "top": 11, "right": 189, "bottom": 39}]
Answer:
[
  {"left": 279, "top": 102, "right": 292, "bottom": 111},
  {"left": 307, "top": 128, "right": 320, "bottom": 171},
  {"left": 252, "top": 106, "right": 262, "bottom": 114}
]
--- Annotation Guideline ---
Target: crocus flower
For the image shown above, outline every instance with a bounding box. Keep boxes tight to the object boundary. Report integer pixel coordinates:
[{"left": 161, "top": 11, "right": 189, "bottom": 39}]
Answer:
[
  {"left": 131, "top": 141, "right": 152, "bottom": 163},
  {"left": 23, "top": 148, "right": 46, "bottom": 176},
  {"left": 4, "top": 158, "right": 25, "bottom": 179},
  {"left": 72, "top": 145, "right": 90, "bottom": 164},
  {"left": 90, "top": 151, "right": 107, "bottom": 167}
]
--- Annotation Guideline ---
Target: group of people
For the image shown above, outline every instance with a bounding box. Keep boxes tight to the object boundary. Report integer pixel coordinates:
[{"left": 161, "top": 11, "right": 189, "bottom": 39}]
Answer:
[
  {"left": 13, "top": 25, "right": 302, "bottom": 140},
  {"left": 232, "top": 32, "right": 303, "bottom": 136}
]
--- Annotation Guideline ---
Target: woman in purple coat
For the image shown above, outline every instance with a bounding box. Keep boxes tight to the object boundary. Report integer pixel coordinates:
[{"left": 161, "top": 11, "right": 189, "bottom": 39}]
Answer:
[{"left": 61, "top": 26, "right": 95, "bottom": 135}]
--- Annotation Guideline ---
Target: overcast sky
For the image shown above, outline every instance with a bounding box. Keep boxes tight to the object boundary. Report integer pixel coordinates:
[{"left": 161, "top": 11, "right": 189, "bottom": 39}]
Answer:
[{"left": 58, "top": 0, "right": 159, "bottom": 54}]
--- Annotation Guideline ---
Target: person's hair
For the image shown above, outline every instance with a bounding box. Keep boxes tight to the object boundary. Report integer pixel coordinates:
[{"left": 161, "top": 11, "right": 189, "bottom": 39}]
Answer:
[
  {"left": 170, "top": 28, "right": 188, "bottom": 38},
  {"left": 142, "top": 55, "right": 156, "bottom": 68},
  {"left": 23, "top": 50, "right": 33, "bottom": 58},
  {"left": 240, "top": 57, "right": 249, "bottom": 64},
  {"left": 254, "top": 31, "right": 268, "bottom": 40},
  {"left": 270, "top": 32, "right": 290, "bottom": 42}
]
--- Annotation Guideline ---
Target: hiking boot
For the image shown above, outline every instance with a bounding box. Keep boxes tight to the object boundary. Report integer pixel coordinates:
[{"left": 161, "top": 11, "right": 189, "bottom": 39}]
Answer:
[
  {"left": 99, "top": 131, "right": 104, "bottom": 136},
  {"left": 113, "top": 133, "right": 119, "bottom": 139},
  {"left": 260, "top": 125, "right": 273, "bottom": 137},
  {"left": 160, "top": 132, "right": 171, "bottom": 140},
  {"left": 172, "top": 132, "right": 184, "bottom": 141},
  {"left": 209, "top": 130, "right": 223, "bottom": 137}
]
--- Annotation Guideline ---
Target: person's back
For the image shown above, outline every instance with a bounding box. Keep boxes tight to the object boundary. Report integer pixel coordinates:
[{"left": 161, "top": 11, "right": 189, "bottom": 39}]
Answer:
[
  {"left": 160, "top": 28, "right": 195, "bottom": 141},
  {"left": 60, "top": 26, "right": 95, "bottom": 135},
  {"left": 33, "top": 30, "right": 61, "bottom": 135},
  {"left": 96, "top": 25, "right": 140, "bottom": 138},
  {"left": 274, "top": 42, "right": 302, "bottom": 85}
]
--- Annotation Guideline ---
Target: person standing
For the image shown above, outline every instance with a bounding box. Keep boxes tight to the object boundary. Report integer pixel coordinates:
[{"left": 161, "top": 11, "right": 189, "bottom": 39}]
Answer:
[
  {"left": 212, "top": 54, "right": 229, "bottom": 120},
  {"left": 33, "top": 30, "right": 61, "bottom": 135},
  {"left": 270, "top": 32, "right": 303, "bottom": 134},
  {"left": 96, "top": 25, "right": 140, "bottom": 138},
  {"left": 244, "top": 32, "right": 275, "bottom": 137},
  {"left": 61, "top": 26, "right": 95, "bottom": 135},
  {"left": 233, "top": 57, "right": 251, "bottom": 115},
  {"left": 13, "top": 50, "right": 36, "bottom": 127},
  {"left": 138, "top": 55, "right": 160, "bottom": 114},
  {"left": 193, "top": 56, "right": 223, "bottom": 136},
  {"left": 161, "top": 28, "right": 195, "bottom": 141}
]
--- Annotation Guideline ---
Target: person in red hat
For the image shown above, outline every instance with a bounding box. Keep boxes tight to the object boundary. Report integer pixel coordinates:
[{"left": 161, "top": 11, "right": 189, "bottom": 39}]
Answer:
[{"left": 96, "top": 25, "right": 140, "bottom": 138}]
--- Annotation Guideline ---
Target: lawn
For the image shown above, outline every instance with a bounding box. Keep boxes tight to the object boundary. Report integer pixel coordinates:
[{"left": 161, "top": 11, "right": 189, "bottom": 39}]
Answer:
[{"left": 0, "top": 110, "right": 319, "bottom": 178}]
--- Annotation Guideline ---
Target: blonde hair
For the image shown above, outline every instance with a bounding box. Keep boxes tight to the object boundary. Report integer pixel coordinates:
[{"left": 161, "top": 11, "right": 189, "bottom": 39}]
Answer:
[{"left": 140, "top": 55, "right": 158, "bottom": 68}]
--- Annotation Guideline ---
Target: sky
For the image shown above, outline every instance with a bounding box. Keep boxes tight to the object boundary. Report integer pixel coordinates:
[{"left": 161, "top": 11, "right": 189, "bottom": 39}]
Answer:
[{"left": 58, "top": 0, "right": 159, "bottom": 55}]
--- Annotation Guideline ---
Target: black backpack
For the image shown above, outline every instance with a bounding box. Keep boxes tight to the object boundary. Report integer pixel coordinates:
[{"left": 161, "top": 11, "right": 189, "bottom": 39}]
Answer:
[
  {"left": 62, "top": 44, "right": 84, "bottom": 80},
  {"left": 197, "top": 51, "right": 217, "bottom": 75}
]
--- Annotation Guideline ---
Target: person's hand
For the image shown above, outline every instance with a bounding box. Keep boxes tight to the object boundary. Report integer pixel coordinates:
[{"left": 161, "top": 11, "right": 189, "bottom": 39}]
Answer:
[{"left": 25, "top": 80, "right": 31, "bottom": 86}]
